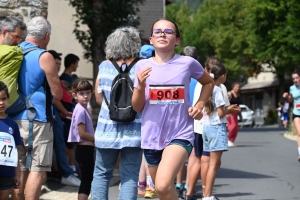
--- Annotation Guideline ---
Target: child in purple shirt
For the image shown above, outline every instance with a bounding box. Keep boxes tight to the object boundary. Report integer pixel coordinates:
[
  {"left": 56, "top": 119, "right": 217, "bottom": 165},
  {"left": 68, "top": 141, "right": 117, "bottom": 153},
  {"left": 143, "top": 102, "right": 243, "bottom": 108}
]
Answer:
[
  {"left": 132, "top": 18, "right": 214, "bottom": 199},
  {"left": 68, "top": 79, "right": 94, "bottom": 200}
]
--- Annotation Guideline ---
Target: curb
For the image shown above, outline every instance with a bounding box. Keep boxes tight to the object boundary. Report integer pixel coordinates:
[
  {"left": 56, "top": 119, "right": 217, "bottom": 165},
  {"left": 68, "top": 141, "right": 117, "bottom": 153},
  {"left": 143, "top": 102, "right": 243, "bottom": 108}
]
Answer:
[{"left": 283, "top": 133, "right": 297, "bottom": 141}]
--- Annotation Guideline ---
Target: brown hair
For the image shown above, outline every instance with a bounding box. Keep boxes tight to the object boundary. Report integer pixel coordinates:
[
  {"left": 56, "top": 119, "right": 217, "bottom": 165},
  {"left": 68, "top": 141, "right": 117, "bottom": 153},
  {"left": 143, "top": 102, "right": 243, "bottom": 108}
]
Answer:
[
  {"left": 204, "top": 64, "right": 227, "bottom": 115},
  {"left": 150, "top": 18, "right": 181, "bottom": 38},
  {"left": 205, "top": 57, "right": 222, "bottom": 72},
  {"left": 72, "top": 79, "right": 93, "bottom": 94}
]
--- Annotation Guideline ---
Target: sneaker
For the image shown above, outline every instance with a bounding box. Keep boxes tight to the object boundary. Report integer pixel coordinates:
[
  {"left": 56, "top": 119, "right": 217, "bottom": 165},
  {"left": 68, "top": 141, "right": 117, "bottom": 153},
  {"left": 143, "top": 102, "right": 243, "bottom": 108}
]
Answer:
[
  {"left": 144, "top": 188, "right": 158, "bottom": 199},
  {"left": 228, "top": 141, "right": 234, "bottom": 147},
  {"left": 186, "top": 195, "right": 197, "bottom": 200},
  {"left": 138, "top": 187, "right": 146, "bottom": 196},
  {"left": 61, "top": 175, "right": 81, "bottom": 187},
  {"left": 298, "top": 156, "right": 300, "bottom": 162},
  {"left": 202, "top": 196, "right": 219, "bottom": 200},
  {"left": 176, "top": 187, "right": 183, "bottom": 199},
  {"left": 182, "top": 188, "right": 187, "bottom": 199}
]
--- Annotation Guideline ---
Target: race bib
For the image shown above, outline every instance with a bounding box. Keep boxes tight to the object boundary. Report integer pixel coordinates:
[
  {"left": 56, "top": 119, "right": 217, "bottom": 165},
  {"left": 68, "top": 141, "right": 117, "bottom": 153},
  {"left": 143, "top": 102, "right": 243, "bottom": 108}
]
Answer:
[
  {"left": 296, "top": 103, "right": 300, "bottom": 109},
  {"left": 0, "top": 132, "right": 18, "bottom": 167},
  {"left": 149, "top": 85, "right": 184, "bottom": 105}
]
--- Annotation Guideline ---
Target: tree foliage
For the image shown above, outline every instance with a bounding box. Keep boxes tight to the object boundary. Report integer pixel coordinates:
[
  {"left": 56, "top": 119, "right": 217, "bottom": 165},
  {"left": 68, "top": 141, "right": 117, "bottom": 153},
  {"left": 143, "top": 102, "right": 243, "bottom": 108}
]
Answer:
[
  {"left": 69, "top": 0, "right": 145, "bottom": 77},
  {"left": 166, "top": 0, "right": 300, "bottom": 87}
]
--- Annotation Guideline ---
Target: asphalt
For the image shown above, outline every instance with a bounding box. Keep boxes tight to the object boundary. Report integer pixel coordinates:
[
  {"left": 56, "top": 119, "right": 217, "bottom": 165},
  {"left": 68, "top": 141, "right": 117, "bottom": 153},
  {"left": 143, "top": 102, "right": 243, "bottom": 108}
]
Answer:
[{"left": 37, "top": 125, "right": 299, "bottom": 199}]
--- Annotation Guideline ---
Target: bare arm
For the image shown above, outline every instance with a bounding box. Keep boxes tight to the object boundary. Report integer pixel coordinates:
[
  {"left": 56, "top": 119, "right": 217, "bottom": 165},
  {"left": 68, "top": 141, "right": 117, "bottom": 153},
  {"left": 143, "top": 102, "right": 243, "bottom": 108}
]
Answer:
[
  {"left": 39, "top": 52, "right": 62, "bottom": 100},
  {"left": 225, "top": 104, "right": 241, "bottom": 115},
  {"left": 14, "top": 153, "right": 21, "bottom": 189},
  {"left": 78, "top": 123, "right": 94, "bottom": 142},
  {"left": 189, "top": 71, "right": 214, "bottom": 119},
  {"left": 53, "top": 99, "right": 69, "bottom": 117},
  {"left": 217, "top": 105, "right": 227, "bottom": 118},
  {"left": 94, "top": 76, "right": 103, "bottom": 105},
  {"left": 132, "top": 67, "right": 152, "bottom": 113}
]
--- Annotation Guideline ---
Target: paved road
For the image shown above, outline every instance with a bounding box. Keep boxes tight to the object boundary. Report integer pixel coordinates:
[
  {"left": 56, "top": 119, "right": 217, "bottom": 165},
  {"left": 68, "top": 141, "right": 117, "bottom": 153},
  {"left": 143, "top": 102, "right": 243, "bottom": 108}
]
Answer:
[{"left": 41, "top": 128, "right": 300, "bottom": 199}]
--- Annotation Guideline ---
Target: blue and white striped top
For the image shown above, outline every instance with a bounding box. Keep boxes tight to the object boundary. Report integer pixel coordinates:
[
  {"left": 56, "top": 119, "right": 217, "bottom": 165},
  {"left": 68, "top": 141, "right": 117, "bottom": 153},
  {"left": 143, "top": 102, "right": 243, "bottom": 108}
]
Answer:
[{"left": 94, "top": 60, "right": 141, "bottom": 149}]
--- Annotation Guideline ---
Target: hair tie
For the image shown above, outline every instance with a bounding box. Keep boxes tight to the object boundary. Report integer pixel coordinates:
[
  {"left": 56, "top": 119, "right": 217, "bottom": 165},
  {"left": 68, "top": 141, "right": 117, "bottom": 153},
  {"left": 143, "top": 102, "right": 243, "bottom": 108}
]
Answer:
[{"left": 210, "top": 73, "right": 214, "bottom": 78}]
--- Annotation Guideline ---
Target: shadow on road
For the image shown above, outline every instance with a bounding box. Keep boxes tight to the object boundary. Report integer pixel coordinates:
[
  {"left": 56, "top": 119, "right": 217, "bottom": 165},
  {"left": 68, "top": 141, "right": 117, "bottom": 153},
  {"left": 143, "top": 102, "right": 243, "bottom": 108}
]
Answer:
[
  {"left": 215, "top": 192, "right": 255, "bottom": 198},
  {"left": 217, "top": 168, "right": 275, "bottom": 179}
]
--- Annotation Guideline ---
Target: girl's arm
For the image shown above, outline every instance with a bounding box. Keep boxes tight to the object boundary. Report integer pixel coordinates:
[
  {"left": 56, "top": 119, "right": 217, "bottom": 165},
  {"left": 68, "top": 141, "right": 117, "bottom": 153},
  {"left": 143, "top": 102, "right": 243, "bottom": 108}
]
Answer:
[
  {"left": 217, "top": 105, "right": 227, "bottom": 118},
  {"left": 132, "top": 67, "right": 152, "bottom": 113},
  {"left": 189, "top": 71, "right": 214, "bottom": 119},
  {"left": 94, "top": 75, "right": 103, "bottom": 105},
  {"left": 78, "top": 123, "right": 94, "bottom": 142},
  {"left": 14, "top": 154, "right": 21, "bottom": 188}
]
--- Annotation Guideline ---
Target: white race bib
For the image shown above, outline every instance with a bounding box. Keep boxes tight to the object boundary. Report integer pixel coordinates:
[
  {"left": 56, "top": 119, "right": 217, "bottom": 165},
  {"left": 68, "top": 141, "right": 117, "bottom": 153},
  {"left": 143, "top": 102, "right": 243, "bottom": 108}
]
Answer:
[
  {"left": 0, "top": 132, "right": 18, "bottom": 167},
  {"left": 149, "top": 85, "right": 185, "bottom": 105}
]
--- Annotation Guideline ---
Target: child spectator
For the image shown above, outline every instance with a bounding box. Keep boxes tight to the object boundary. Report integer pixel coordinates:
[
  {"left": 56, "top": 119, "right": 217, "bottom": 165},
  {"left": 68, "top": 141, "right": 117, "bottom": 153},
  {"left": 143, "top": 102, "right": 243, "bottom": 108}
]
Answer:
[
  {"left": 68, "top": 79, "right": 95, "bottom": 200},
  {"left": 0, "top": 81, "right": 22, "bottom": 199}
]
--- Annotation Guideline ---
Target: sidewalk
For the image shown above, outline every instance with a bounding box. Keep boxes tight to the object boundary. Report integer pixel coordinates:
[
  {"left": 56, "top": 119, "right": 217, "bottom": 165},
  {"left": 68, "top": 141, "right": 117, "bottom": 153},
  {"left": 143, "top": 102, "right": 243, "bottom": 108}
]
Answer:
[{"left": 39, "top": 176, "right": 120, "bottom": 200}]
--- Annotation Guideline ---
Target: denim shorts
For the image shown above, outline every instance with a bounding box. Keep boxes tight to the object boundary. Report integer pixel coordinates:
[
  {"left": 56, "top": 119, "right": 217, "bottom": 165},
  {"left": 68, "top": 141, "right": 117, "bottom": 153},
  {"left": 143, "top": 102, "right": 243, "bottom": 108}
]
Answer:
[
  {"left": 144, "top": 139, "right": 193, "bottom": 166},
  {"left": 203, "top": 124, "right": 228, "bottom": 152}
]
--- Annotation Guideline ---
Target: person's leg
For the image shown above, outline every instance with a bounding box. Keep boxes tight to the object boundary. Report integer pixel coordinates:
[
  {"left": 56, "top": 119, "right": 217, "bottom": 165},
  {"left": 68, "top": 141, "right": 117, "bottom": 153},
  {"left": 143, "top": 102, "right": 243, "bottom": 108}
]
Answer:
[
  {"left": 185, "top": 148, "right": 197, "bottom": 189},
  {"left": 76, "top": 145, "right": 94, "bottom": 200},
  {"left": 0, "top": 189, "right": 11, "bottom": 199},
  {"left": 53, "top": 114, "right": 74, "bottom": 178},
  {"left": 118, "top": 147, "right": 142, "bottom": 200},
  {"left": 228, "top": 114, "right": 238, "bottom": 143},
  {"left": 200, "top": 154, "right": 210, "bottom": 197},
  {"left": 293, "top": 117, "right": 300, "bottom": 161},
  {"left": 11, "top": 170, "right": 29, "bottom": 200},
  {"left": 24, "top": 171, "right": 46, "bottom": 200},
  {"left": 185, "top": 155, "right": 201, "bottom": 197},
  {"left": 175, "top": 164, "right": 185, "bottom": 197},
  {"left": 203, "top": 151, "right": 223, "bottom": 197},
  {"left": 138, "top": 153, "right": 147, "bottom": 195},
  {"left": 155, "top": 144, "right": 189, "bottom": 200},
  {"left": 91, "top": 148, "right": 119, "bottom": 200}
]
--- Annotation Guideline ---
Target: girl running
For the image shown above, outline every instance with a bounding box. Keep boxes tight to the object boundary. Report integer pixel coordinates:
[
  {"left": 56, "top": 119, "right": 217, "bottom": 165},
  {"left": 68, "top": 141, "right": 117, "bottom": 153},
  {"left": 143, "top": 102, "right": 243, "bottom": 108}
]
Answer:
[
  {"left": 68, "top": 79, "right": 95, "bottom": 200},
  {"left": 132, "top": 18, "right": 214, "bottom": 200},
  {"left": 284, "top": 70, "right": 300, "bottom": 162}
]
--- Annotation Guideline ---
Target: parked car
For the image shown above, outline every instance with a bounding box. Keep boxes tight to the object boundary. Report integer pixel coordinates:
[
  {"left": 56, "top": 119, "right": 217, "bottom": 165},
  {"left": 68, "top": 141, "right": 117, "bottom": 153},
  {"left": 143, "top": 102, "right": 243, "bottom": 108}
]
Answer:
[{"left": 238, "top": 104, "right": 254, "bottom": 127}]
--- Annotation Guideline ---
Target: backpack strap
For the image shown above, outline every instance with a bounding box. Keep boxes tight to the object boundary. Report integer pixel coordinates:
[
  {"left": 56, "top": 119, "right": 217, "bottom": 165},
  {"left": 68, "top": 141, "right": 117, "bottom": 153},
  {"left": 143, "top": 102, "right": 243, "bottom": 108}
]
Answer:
[
  {"left": 110, "top": 57, "right": 140, "bottom": 73},
  {"left": 22, "top": 46, "right": 40, "bottom": 54},
  {"left": 124, "top": 57, "right": 140, "bottom": 73},
  {"left": 25, "top": 83, "right": 43, "bottom": 169}
]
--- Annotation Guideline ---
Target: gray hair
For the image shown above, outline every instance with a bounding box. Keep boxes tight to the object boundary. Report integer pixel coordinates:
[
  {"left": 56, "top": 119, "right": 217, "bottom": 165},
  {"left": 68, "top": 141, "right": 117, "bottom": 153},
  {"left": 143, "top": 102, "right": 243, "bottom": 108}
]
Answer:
[
  {"left": 182, "top": 46, "right": 199, "bottom": 60},
  {"left": 0, "top": 16, "right": 26, "bottom": 32},
  {"left": 105, "top": 26, "right": 141, "bottom": 60},
  {"left": 26, "top": 16, "right": 51, "bottom": 39}
]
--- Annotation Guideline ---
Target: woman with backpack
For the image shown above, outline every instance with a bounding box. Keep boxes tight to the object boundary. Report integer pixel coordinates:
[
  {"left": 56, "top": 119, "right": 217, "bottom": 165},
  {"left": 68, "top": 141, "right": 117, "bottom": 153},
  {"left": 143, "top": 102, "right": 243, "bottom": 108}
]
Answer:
[{"left": 91, "top": 26, "right": 142, "bottom": 200}]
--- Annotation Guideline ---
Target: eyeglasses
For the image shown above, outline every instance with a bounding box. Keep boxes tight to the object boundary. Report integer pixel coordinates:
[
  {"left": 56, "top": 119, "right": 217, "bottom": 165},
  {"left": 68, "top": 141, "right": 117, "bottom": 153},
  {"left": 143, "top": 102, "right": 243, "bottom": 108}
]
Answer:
[
  {"left": 152, "top": 29, "right": 175, "bottom": 37},
  {"left": 9, "top": 32, "right": 22, "bottom": 41}
]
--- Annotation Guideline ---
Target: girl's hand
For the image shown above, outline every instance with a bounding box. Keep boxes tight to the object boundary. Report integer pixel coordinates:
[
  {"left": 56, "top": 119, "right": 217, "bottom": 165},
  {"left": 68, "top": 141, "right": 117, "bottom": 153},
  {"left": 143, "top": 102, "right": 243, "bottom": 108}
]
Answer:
[
  {"left": 14, "top": 175, "right": 20, "bottom": 189},
  {"left": 137, "top": 67, "right": 152, "bottom": 88},
  {"left": 188, "top": 106, "right": 203, "bottom": 120}
]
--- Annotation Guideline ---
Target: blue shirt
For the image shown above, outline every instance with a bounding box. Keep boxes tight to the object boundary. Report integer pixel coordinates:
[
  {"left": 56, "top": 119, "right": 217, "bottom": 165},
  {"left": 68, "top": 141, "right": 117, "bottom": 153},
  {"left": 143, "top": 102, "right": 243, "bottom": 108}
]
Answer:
[
  {"left": 190, "top": 78, "right": 198, "bottom": 106},
  {"left": 0, "top": 117, "right": 22, "bottom": 177},
  {"left": 290, "top": 85, "right": 300, "bottom": 115}
]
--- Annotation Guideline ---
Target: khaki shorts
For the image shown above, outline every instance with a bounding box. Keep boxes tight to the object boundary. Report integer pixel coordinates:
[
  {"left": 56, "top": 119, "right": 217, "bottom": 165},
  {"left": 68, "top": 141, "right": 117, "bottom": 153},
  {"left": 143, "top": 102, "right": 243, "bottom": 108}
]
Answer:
[{"left": 15, "top": 120, "right": 53, "bottom": 172}]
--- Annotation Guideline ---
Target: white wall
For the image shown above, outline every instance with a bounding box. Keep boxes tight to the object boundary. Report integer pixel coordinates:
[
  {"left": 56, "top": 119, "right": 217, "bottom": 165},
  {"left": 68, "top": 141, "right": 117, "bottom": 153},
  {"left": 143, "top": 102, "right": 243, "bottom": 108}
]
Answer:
[{"left": 47, "top": 0, "right": 93, "bottom": 80}]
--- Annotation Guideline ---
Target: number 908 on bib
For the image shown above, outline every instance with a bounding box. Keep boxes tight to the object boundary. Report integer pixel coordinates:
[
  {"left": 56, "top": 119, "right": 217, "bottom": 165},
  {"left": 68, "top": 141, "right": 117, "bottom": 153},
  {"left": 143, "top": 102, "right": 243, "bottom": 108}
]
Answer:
[{"left": 149, "top": 85, "right": 185, "bottom": 105}]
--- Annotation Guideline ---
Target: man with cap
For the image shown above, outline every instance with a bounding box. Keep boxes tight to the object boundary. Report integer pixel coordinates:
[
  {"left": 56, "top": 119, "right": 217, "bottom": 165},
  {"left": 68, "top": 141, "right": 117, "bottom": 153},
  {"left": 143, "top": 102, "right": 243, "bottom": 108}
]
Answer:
[{"left": 48, "top": 50, "right": 81, "bottom": 187}]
